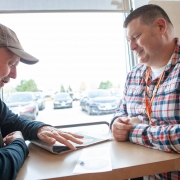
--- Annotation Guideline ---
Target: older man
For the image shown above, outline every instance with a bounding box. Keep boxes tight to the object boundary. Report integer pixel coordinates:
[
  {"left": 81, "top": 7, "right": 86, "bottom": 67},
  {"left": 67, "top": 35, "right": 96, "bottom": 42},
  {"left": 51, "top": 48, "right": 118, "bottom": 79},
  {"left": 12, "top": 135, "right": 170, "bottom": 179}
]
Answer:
[{"left": 0, "top": 23, "right": 83, "bottom": 180}]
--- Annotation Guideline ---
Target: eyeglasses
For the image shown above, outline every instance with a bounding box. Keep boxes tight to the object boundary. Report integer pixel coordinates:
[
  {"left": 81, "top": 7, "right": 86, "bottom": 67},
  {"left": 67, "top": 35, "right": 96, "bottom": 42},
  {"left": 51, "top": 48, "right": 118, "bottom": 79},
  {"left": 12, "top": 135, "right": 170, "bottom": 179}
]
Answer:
[{"left": 0, "top": 128, "right": 4, "bottom": 148}]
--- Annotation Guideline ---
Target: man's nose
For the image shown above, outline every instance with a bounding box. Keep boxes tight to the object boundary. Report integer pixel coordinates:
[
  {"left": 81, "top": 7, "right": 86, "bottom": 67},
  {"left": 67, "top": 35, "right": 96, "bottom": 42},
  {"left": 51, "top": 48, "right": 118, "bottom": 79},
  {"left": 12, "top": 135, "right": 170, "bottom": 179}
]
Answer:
[
  {"left": 9, "top": 67, "right": 17, "bottom": 79},
  {"left": 129, "top": 40, "right": 137, "bottom": 51}
]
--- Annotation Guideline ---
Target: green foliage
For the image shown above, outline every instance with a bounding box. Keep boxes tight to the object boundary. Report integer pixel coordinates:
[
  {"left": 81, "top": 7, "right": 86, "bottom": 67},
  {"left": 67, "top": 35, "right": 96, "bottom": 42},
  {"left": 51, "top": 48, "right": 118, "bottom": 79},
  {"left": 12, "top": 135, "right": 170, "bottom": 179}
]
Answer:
[
  {"left": 15, "top": 79, "right": 39, "bottom": 92},
  {"left": 67, "top": 85, "right": 72, "bottom": 92},
  {"left": 99, "top": 80, "right": 112, "bottom": 89},
  {"left": 60, "top": 85, "right": 65, "bottom": 92}
]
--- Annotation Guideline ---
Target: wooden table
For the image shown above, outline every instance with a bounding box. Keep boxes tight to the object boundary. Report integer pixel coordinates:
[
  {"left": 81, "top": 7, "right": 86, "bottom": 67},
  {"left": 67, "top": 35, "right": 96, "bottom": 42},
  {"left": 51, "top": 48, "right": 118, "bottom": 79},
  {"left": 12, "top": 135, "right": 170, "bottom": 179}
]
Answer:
[{"left": 16, "top": 139, "right": 180, "bottom": 180}]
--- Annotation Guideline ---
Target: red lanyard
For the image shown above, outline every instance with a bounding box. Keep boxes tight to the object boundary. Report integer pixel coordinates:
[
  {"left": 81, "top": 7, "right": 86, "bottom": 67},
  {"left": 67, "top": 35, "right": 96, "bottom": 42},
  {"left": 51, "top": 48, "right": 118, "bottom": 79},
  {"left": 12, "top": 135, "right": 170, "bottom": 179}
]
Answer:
[{"left": 145, "top": 67, "right": 165, "bottom": 125}]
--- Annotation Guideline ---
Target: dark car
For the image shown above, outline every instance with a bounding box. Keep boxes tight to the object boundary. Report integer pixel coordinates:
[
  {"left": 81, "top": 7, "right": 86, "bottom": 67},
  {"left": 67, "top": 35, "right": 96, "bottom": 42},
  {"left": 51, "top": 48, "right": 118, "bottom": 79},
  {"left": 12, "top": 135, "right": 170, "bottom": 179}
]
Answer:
[
  {"left": 5, "top": 92, "right": 39, "bottom": 120},
  {"left": 34, "top": 92, "right": 45, "bottom": 111},
  {"left": 53, "top": 92, "right": 73, "bottom": 109},
  {"left": 80, "top": 89, "right": 118, "bottom": 115}
]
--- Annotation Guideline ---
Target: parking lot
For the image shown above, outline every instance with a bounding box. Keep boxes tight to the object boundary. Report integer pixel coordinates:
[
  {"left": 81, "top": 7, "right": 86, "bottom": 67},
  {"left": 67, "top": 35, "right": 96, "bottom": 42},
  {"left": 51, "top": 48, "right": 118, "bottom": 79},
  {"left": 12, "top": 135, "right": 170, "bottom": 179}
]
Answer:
[{"left": 36, "top": 100, "right": 114, "bottom": 127}]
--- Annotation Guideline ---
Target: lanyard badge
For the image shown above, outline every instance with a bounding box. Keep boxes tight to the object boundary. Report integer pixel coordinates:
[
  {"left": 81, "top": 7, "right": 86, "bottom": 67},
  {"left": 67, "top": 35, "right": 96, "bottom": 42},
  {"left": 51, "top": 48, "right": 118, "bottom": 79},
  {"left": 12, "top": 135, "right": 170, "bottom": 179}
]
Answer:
[{"left": 145, "top": 67, "right": 165, "bottom": 125}]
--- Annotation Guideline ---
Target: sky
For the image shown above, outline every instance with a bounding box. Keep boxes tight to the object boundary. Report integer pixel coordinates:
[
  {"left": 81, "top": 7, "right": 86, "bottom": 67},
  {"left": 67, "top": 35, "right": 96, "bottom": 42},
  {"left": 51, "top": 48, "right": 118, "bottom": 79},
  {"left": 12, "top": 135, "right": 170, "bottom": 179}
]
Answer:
[{"left": 0, "top": 12, "right": 127, "bottom": 93}]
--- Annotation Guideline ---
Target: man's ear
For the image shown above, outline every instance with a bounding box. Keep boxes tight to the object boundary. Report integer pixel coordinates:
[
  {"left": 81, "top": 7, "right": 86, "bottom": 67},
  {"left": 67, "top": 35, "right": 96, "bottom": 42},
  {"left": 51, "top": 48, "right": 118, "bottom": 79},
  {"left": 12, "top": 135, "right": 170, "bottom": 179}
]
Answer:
[{"left": 155, "top": 18, "right": 167, "bottom": 35}]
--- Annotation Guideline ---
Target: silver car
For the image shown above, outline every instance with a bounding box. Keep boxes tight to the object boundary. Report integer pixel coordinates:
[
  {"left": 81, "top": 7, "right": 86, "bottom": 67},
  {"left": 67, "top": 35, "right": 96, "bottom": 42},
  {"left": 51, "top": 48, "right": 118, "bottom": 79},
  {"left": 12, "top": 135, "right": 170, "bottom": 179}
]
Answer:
[
  {"left": 53, "top": 92, "right": 73, "bottom": 109},
  {"left": 5, "top": 92, "right": 39, "bottom": 120}
]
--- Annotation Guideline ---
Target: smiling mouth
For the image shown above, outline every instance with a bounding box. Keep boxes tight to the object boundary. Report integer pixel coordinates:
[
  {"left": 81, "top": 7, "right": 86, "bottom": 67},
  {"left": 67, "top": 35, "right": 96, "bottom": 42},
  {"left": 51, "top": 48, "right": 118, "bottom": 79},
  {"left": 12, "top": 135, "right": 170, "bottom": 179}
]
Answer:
[
  {"left": 136, "top": 49, "right": 143, "bottom": 57},
  {"left": 1, "top": 80, "right": 5, "bottom": 84},
  {"left": 1, "top": 79, "right": 9, "bottom": 84}
]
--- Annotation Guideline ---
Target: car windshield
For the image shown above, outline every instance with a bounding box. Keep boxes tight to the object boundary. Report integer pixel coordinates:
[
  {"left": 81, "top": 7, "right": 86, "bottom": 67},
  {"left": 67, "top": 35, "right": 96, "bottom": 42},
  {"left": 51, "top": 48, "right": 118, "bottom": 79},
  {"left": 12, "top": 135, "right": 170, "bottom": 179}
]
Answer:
[
  {"left": 55, "top": 94, "right": 70, "bottom": 99},
  {"left": 7, "top": 94, "right": 32, "bottom": 103},
  {"left": 34, "top": 93, "right": 42, "bottom": 99},
  {"left": 88, "top": 90, "right": 112, "bottom": 98}
]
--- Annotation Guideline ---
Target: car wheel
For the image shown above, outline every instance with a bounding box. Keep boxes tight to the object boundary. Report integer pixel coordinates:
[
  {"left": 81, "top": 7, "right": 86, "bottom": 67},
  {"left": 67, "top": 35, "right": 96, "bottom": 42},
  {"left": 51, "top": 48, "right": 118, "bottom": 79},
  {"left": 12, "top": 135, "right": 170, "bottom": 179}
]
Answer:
[
  {"left": 87, "top": 106, "right": 92, "bottom": 115},
  {"left": 36, "top": 105, "right": 39, "bottom": 115},
  {"left": 39, "top": 104, "right": 43, "bottom": 111}
]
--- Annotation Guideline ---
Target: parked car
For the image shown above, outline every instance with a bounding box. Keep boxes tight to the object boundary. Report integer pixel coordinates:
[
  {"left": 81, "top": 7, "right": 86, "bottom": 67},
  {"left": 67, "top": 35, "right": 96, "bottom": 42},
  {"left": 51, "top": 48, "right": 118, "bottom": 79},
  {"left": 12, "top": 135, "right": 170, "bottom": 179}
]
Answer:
[
  {"left": 5, "top": 92, "right": 39, "bottom": 120},
  {"left": 34, "top": 92, "right": 45, "bottom": 110},
  {"left": 80, "top": 89, "right": 118, "bottom": 115},
  {"left": 108, "top": 88, "right": 122, "bottom": 101},
  {"left": 53, "top": 92, "right": 73, "bottom": 109}
]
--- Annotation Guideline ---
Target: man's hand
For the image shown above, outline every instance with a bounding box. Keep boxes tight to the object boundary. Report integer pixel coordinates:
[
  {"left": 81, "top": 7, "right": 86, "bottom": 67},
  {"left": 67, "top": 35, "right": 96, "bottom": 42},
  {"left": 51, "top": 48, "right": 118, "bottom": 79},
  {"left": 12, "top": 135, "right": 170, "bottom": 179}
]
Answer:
[
  {"left": 37, "top": 126, "right": 84, "bottom": 150},
  {"left": 3, "top": 131, "right": 24, "bottom": 146},
  {"left": 111, "top": 117, "right": 133, "bottom": 142},
  {"left": 129, "top": 117, "right": 141, "bottom": 125}
]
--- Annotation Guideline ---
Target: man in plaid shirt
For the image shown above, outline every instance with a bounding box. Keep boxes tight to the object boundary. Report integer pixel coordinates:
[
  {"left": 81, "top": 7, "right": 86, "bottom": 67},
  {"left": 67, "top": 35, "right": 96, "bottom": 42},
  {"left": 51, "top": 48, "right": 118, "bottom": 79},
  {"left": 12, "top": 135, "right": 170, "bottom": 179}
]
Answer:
[{"left": 111, "top": 4, "right": 180, "bottom": 180}]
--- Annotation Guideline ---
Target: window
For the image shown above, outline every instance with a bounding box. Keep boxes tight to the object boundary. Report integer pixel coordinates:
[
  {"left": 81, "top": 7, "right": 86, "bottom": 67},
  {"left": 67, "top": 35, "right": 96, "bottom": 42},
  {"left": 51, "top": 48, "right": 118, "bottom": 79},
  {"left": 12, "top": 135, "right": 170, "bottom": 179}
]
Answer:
[{"left": 1, "top": 12, "right": 128, "bottom": 126}]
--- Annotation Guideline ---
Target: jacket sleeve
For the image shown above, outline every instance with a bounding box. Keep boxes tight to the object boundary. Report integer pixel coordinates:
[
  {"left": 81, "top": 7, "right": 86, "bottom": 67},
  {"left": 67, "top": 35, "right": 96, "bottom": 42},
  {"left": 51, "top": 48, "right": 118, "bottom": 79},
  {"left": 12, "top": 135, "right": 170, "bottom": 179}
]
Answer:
[
  {"left": 129, "top": 124, "right": 180, "bottom": 153},
  {"left": 0, "top": 138, "right": 29, "bottom": 180},
  {"left": 0, "top": 100, "right": 50, "bottom": 140}
]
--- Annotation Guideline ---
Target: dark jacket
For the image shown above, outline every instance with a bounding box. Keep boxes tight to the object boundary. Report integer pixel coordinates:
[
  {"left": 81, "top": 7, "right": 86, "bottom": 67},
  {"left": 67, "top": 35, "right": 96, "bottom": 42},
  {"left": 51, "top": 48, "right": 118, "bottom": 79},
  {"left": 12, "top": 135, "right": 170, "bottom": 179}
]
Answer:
[{"left": 0, "top": 99, "right": 45, "bottom": 180}]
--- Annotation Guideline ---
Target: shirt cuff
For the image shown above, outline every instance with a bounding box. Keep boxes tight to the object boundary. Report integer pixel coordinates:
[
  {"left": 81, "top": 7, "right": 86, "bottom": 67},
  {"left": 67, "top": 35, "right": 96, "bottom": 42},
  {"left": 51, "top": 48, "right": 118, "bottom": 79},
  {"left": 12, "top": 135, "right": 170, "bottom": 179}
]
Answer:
[{"left": 129, "top": 124, "right": 149, "bottom": 145}]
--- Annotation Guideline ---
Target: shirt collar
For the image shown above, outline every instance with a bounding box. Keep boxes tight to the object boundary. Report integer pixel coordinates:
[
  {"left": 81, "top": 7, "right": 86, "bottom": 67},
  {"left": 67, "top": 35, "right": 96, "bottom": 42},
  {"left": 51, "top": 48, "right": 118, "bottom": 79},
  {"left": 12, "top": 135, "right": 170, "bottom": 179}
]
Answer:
[{"left": 166, "top": 38, "right": 180, "bottom": 69}]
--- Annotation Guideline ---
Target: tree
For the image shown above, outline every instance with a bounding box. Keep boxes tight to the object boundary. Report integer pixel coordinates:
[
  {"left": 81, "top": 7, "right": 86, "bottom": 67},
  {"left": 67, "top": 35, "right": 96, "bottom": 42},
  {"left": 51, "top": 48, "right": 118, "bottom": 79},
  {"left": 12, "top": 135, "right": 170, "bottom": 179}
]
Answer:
[
  {"left": 98, "top": 81, "right": 112, "bottom": 89},
  {"left": 15, "top": 79, "right": 39, "bottom": 92},
  {"left": 67, "top": 85, "right": 72, "bottom": 92},
  {"left": 60, "top": 85, "right": 65, "bottom": 92}
]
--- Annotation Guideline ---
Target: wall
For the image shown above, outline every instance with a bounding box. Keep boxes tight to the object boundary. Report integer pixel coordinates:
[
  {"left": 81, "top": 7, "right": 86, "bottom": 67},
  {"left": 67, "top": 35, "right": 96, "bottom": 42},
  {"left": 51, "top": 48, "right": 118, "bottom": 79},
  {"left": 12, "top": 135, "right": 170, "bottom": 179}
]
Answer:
[{"left": 148, "top": 1, "right": 180, "bottom": 38}]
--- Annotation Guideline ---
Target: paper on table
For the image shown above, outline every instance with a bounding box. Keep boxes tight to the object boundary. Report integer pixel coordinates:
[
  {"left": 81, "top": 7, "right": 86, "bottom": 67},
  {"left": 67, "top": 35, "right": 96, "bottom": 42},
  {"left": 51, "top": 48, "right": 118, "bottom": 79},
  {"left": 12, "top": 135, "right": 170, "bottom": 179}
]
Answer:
[{"left": 73, "top": 147, "right": 112, "bottom": 174}]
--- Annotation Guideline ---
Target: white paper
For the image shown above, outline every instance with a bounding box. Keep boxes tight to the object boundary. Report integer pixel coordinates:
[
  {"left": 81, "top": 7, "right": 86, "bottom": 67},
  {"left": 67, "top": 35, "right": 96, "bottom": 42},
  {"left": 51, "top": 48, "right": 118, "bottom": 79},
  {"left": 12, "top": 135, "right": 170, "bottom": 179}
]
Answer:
[{"left": 73, "top": 147, "right": 112, "bottom": 174}]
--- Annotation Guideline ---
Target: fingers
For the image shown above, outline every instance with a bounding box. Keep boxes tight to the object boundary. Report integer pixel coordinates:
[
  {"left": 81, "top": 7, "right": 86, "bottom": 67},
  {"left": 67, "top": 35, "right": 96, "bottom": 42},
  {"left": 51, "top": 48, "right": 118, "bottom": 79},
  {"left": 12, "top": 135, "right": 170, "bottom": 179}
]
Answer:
[
  {"left": 38, "top": 131, "right": 77, "bottom": 150},
  {"left": 59, "top": 132, "right": 84, "bottom": 144},
  {"left": 115, "top": 122, "right": 133, "bottom": 130},
  {"left": 112, "top": 117, "right": 133, "bottom": 142},
  {"left": 112, "top": 127, "right": 130, "bottom": 141},
  {"left": 68, "top": 132, "right": 84, "bottom": 139},
  {"left": 37, "top": 126, "right": 84, "bottom": 150},
  {"left": 54, "top": 131, "right": 84, "bottom": 150},
  {"left": 114, "top": 118, "right": 133, "bottom": 130},
  {"left": 115, "top": 116, "right": 130, "bottom": 124},
  {"left": 38, "top": 130, "right": 56, "bottom": 144},
  {"left": 3, "top": 131, "right": 24, "bottom": 145}
]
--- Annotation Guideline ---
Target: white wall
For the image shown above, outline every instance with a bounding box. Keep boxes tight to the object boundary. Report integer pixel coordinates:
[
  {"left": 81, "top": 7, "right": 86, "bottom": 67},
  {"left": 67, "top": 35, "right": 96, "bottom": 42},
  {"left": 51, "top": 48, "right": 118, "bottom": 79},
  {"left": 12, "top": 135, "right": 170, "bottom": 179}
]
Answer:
[{"left": 148, "top": 1, "right": 180, "bottom": 38}]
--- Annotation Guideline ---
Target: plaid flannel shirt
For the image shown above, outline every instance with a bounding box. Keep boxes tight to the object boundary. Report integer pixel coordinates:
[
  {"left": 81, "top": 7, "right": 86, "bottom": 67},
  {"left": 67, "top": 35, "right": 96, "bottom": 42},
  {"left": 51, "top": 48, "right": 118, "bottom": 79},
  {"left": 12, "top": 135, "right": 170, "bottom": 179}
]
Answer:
[{"left": 112, "top": 38, "right": 180, "bottom": 179}]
